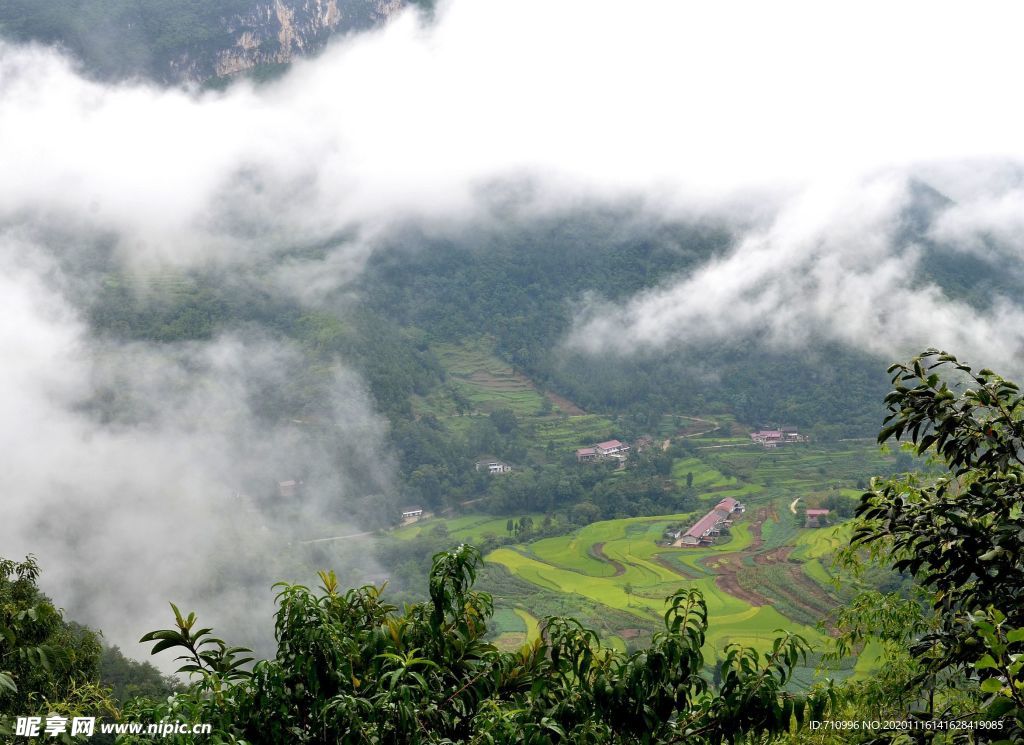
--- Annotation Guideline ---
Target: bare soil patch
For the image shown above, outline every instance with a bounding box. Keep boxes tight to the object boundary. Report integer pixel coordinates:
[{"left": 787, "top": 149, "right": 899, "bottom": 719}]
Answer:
[
  {"left": 752, "top": 546, "right": 792, "bottom": 565},
  {"left": 750, "top": 547, "right": 837, "bottom": 620},
  {"left": 545, "top": 389, "right": 586, "bottom": 415},
  {"left": 748, "top": 508, "right": 768, "bottom": 551},
  {"left": 700, "top": 553, "right": 768, "bottom": 606}
]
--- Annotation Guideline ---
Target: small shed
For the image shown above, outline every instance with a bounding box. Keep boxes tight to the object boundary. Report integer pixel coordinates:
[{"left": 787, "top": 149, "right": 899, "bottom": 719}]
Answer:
[{"left": 805, "top": 508, "right": 831, "bottom": 528}]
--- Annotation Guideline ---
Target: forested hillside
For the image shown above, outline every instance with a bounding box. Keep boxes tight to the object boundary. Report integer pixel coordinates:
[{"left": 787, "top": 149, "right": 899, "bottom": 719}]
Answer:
[{"left": 361, "top": 215, "right": 893, "bottom": 436}]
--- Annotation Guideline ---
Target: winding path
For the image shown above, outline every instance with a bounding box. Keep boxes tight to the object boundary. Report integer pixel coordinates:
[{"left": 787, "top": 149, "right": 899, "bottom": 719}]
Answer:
[{"left": 591, "top": 542, "right": 626, "bottom": 576}]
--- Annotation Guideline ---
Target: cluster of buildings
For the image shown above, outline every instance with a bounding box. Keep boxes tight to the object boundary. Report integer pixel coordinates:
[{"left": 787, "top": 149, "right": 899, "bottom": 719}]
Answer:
[
  {"left": 576, "top": 439, "right": 631, "bottom": 463},
  {"left": 667, "top": 497, "right": 745, "bottom": 546},
  {"left": 749, "top": 429, "right": 808, "bottom": 448}
]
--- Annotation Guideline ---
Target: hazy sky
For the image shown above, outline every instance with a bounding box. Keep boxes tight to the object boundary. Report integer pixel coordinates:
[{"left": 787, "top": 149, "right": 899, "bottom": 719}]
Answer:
[{"left": 3, "top": 0, "right": 1024, "bottom": 659}]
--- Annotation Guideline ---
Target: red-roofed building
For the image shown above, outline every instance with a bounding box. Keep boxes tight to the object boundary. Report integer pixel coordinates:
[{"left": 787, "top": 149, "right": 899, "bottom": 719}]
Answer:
[
  {"left": 804, "top": 508, "right": 831, "bottom": 528},
  {"left": 715, "top": 497, "right": 740, "bottom": 513},
  {"left": 576, "top": 447, "right": 598, "bottom": 462},
  {"left": 678, "top": 498, "right": 745, "bottom": 545},
  {"left": 680, "top": 512, "right": 722, "bottom": 545},
  {"left": 595, "top": 439, "right": 629, "bottom": 456}
]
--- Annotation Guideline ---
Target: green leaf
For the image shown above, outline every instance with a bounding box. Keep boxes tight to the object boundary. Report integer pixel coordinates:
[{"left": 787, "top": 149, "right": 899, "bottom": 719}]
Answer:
[
  {"left": 0, "top": 671, "right": 16, "bottom": 693},
  {"left": 980, "top": 678, "right": 1004, "bottom": 693},
  {"left": 975, "top": 654, "right": 1000, "bottom": 671},
  {"left": 986, "top": 696, "right": 1016, "bottom": 718}
]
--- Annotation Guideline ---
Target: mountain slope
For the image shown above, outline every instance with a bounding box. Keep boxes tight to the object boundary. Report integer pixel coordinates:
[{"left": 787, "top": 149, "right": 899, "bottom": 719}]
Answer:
[{"left": 0, "top": 0, "right": 410, "bottom": 83}]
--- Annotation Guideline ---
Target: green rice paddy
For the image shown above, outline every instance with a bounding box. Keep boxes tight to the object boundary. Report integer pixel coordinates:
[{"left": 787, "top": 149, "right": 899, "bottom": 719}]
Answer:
[
  {"left": 475, "top": 441, "right": 893, "bottom": 681},
  {"left": 400, "top": 342, "right": 887, "bottom": 681},
  {"left": 487, "top": 512, "right": 829, "bottom": 658},
  {"left": 531, "top": 415, "right": 619, "bottom": 448},
  {"left": 394, "top": 514, "right": 547, "bottom": 543},
  {"left": 792, "top": 524, "right": 852, "bottom": 560}
]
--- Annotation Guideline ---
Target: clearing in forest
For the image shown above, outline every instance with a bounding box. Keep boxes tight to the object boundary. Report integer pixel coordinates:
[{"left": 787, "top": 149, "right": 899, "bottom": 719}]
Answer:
[{"left": 430, "top": 337, "right": 585, "bottom": 416}]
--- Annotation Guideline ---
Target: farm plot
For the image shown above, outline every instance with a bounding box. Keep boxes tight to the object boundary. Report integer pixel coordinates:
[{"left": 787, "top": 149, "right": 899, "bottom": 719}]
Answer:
[
  {"left": 671, "top": 457, "right": 738, "bottom": 489},
  {"left": 528, "top": 533, "right": 621, "bottom": 578},
  {"left": 489, "top": 607, "right": 543, "bottom": 650},
  {"left": 669, "top": 454, "right": 764, "bottom": 502},
  {"left": 393, "top": 513, "right": 547, "bottom": 543},
  {"left": 532, "top": 415, "right": 619, "bottom": 449},
  {"left": 486, "top": 511, "right": 830, "bottom": 660},
  {"left": 489, "top": 607, "right": 528, "bottom": 649},
  {"left": 704, "top": 443, "right": 895, "bottom": 491},
  {"left": 792, "top": 523, "right": 852, "bottom": 560},
  {"left": 431, "top": 338, "right": 555, "bottom": 415}
]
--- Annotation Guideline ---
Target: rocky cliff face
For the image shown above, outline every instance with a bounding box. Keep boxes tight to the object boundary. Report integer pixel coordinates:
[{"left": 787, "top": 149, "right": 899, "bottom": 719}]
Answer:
[
  {"left": 0, "top": 0, "right": 411, "bottom": 84},
  {"left": 174, "top": 0, "right": 407, "bottom": 81},
  {"left": 180, "top": 0, "right": 403, "bottom": 79}
]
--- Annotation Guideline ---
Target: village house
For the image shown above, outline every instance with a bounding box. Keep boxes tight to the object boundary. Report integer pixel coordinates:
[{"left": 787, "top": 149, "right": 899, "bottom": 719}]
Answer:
[
  {"left": 804, "top": 508, "right": 831, "bottom": 528},
  {"left": 475, "top": 459, "right": 512, "bottom": 475},
  {"left": 401, "top": 507, "right": 424, "bottom": 520},
  {"left": 577, "top": 438, "right": 632, "bottom": 463},
  {"left": 595, "top": 439, "right": 630, "bottom": 457},
  {"left": 750, "top": 429, "right": 808, "bottom": 448},
  {"left": 678, "top": 497, "right": 744, "bottom": 546},
  {"left": 277, "top": 479, "right": 302, "bottom": 498}
]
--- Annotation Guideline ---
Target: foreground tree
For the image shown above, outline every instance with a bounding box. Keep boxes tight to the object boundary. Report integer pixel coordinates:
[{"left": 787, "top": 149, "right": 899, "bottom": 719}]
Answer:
[
  {"left": 127, "top": 545, "right": 831, "bottom": 743},
  {"left": 838, "top": 350, "right": 1024, "bottom": 742},
  {"left": 0, "top": 556, "right": 116, "bottom": 733}
]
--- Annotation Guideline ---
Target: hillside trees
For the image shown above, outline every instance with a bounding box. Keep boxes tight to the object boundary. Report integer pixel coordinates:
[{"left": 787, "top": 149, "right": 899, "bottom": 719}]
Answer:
[
  {"left": 361, "top": 218, "right": 889, "bottom": 436},
  {"left": 100, "top": 646, "right": 181, "bottom": 704},
  {"left": 0, "top": 556, "right": 115, "bottom": 728},
  {"left": 128, "top": 545, "right": 833, "bottom": 743},
  {"left": 837, "top": 350, "right": 1024, "bottom": 740}
]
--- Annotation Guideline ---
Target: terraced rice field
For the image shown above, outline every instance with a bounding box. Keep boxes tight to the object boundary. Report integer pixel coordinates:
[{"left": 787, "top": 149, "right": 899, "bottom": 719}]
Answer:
[
  {"left": 703, "top": 445, "right": 895, "bottom": 490},
  {"left": 671, "top": 456, "right": 764, "bottom": 501},
  {"left": 431, "top": 338, "right": 556, "bottom": 415},
  {"left": 486, "top": 511, "right": 833, "bottom": 659},
  {"left": 391, "top": 408, "right": 885, "bottom": 677},
  {"left": 489, "top": 606, "right": 543, "bottom": 650},
  {"left": 394, "top": 514, "right": 547, "bottom": 543},
  {"left": 671, "top": 457, "right": 739, "bottom": 489},
  {"left": 532, "top": 415, "right": 619, "bottom": 449},
  {"left": 482, "top": 439, "right": 891, "bottom": 676},
  {"left": 792, "top": 523, "right": 852, "bottom": 560}
]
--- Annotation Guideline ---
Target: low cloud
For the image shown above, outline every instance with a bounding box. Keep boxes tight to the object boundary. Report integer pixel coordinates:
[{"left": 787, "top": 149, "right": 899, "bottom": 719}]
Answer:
[
  {"left": 569, "top": 174, "right": 1024, "bottom": 372},
  {"left": 0, "top": 239, "right": 393, "bottom": 659},
  {"left": 5, "top": 1, "right": 1024, "bottom": 270}
]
